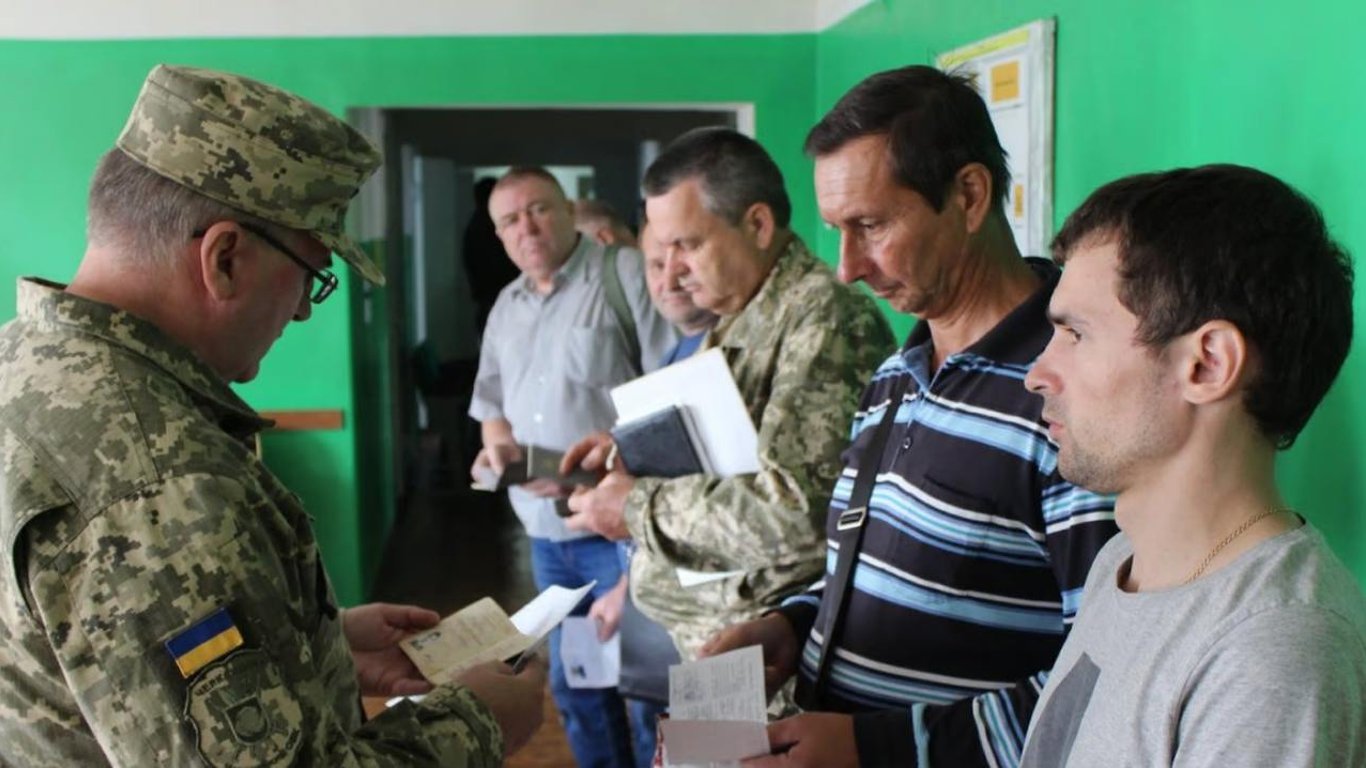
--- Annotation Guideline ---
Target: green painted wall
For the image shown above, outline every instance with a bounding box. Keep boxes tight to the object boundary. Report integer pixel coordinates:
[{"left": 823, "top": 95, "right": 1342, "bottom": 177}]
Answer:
[
  {"left": 0, "top": 35, "right": 816, "bottom": 604},
  {"left": 816, "top": 0, "right": 1366, "bottom": 581},
  {"left": 4, "top": 2, "right": 1362, "bottom": 601}
]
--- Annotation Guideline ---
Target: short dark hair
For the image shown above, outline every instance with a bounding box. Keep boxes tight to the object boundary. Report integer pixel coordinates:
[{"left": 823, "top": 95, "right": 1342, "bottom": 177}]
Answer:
[
  {"left": 805, "top": 65, "right": 1010, "bottom": 213},
  {"left": 1052, "top": 164, "right": 1354, "bottom": 449},
  {"left": 494, "top": 166, "right": 566, "bottom": 197},
  {"left": 642, "top": 127, "right": 791, "bottom": 229}
]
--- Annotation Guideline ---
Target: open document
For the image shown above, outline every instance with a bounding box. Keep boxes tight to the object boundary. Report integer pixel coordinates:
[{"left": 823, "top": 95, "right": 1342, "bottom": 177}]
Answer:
[
  {"left": 659, "top": 645, "right": 770, "bottom": 767},
  {"left": 610, "top": 348, "right": 760, "bottom": 478},
  {"left": 399, "top": 582, "right": 595, "bottom": 684}
]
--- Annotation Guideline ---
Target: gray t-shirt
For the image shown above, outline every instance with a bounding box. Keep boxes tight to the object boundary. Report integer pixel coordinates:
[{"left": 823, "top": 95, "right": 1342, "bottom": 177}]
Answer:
[
  {"left": 1022, "top": 524, "right": 1366, "bottom": 767},
  {"left": 469, "top": 236, "right": 677, "bottom": 540}
]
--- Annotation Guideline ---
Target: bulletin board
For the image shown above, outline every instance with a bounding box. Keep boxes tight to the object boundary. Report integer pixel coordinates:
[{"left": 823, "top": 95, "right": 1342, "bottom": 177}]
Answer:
[{"left": 936, "top": 19, "right": 1056, "bottom": 257}]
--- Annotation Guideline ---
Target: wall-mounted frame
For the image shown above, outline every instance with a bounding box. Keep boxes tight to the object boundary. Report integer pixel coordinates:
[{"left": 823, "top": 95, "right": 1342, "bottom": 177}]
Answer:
[{"left": 937, "top": 18, "right": 1056, "bottom": 258}]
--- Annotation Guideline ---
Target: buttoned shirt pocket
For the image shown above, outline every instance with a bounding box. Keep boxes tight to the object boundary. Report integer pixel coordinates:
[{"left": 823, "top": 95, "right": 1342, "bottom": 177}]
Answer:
[
  {"left": 564, "top": 327, "right": 637, "bottom": 388},
  {"left": 918, "top": 473, "right": 997, "bottom": 562}
]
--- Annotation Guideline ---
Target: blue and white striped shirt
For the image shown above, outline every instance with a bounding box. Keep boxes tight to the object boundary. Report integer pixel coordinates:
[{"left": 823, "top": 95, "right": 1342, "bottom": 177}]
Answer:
[{"left": 777, "top": 259, "right": 1117, "bottom": 768}]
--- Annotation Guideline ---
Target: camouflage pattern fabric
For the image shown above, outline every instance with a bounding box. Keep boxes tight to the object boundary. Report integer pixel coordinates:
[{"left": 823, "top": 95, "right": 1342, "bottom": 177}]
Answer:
[
  {"left": 0, "top": 279, "right": 501, "bottom": 766},
  {"left": 625, "top": 238, "right": 895, "bottom": 658},
  {"left": 116, "top": 64, "right": 385, "bottom": 286}
]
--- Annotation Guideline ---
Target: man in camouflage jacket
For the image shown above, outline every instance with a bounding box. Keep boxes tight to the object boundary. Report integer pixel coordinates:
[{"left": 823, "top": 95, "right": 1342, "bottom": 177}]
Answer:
[
  {"left": 0, "top": 64, "right": 544, "bottom": 767},
  {"left": 563, "top": 129, "right": 895, "bottom": 658}
]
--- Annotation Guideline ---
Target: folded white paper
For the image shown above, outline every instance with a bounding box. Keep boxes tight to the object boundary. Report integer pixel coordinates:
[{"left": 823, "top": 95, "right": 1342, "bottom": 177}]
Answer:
[
  {"left": 675, "top": 567, "right": 746, "bottom": 588},
  {"left": 561, "top": 615, "right": 621, "bottom": 689}
]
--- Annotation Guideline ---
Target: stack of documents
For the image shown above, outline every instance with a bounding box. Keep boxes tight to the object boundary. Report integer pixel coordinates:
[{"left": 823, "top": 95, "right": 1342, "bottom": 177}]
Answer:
[{"left": 610, "top": 348, "right": 760, "bottom": 479}]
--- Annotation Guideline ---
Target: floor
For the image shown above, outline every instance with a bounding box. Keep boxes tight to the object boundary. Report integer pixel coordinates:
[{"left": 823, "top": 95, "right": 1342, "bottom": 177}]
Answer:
[{"left": 366, "top": 478, "right": 579, "bottom": 767}]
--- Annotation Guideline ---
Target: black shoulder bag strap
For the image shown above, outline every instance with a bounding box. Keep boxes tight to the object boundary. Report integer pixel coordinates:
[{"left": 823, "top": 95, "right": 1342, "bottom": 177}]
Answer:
[{"left": 802, "top": 373, "right": 912, "bottom": 709}]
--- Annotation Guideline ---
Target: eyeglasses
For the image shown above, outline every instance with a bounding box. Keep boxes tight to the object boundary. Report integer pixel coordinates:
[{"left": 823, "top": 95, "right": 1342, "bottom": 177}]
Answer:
[{"left": 192, "top": 222, "right": 339, "bottom": 305}]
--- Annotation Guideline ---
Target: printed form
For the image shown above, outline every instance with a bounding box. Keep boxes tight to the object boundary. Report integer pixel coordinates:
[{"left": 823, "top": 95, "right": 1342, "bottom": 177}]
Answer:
[{"left": 660, "top": 645, "right": 770, "bottom": 766}]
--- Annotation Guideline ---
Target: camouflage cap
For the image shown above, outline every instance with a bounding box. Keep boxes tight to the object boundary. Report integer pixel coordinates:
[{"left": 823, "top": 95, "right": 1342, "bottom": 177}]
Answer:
[{"left": 116, "top": 64, "right": 385, "bottom": 285}]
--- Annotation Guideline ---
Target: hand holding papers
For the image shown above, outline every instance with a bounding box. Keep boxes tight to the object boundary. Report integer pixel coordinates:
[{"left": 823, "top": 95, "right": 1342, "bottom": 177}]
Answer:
[
  {"left": 659, "top": 645, "right": 770, "bottom": 766},
  {"left": 609, "top": 348, "right": 760, "bottom": 479},
  {"left": 560, "top": 616, "right": 622, "bottom": 688},
  {"left": 471, "top": 444, "right": 601, "bottom": 492},
  {"left": 400, "top": 582, "right": 595, "bottom": 684}
]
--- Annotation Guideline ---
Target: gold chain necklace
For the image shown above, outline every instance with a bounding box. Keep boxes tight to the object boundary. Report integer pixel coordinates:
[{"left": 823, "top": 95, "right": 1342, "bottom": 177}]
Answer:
[{"left": 1184, "top": 508, "right": 1289, "bottom": 585}]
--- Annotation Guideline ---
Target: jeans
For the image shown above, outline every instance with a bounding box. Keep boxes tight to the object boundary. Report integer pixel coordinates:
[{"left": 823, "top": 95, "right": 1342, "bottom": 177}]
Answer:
[
  {"left": 529, "top": 536, "right": 634, "bottom": 767},
  {"left": 627, "top": 697, "right": 667, "bottom": 768}
]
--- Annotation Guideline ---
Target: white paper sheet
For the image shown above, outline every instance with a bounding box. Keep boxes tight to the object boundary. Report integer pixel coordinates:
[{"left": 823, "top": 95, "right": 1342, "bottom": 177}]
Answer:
[
  {"left": 610, "top": 348, "right": 760, "bottom": 477},
  {"left": 674, "top": 567, "right": 745, "bottom": 588},
  {"left": 509, "top": 582, "right": 596, "bottom": 638},
  {"left": 560, "top": 616, "right": 621, "bottom": 689},
  {"left": 661, "top": 645, "right": 770, "bottom": 766}
]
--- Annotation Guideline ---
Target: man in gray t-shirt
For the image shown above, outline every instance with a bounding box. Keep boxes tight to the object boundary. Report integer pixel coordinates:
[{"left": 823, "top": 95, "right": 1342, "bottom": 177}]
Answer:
[{"left": 1020, "top": 164, "right": 1366, "bottom": 766}]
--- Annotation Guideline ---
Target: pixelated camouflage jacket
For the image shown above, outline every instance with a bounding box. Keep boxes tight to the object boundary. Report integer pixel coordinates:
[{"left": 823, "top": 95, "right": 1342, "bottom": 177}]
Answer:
[
  {"left": 0, "top": 278, "right": 502, "bottom": 767},
  {"left": 625, "top": 237, "right": 895, "bottom": 658}
]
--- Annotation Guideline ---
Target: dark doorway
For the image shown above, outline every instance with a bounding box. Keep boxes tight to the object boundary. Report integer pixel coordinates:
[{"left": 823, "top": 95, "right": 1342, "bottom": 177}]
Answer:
[{"left": 347, "top": 105, "right": 743, "bottom": 604}]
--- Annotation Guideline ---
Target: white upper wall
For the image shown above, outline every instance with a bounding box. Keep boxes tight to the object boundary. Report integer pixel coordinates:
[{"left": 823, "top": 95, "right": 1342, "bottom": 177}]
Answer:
[{"left": 1, "top": 0, "right": 872, "bottom": 39}]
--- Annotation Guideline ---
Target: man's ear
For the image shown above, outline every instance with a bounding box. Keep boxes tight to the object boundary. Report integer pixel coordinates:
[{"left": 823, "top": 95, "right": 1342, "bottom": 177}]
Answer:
[
  {"left": 1178, "top": 320, "right": 1249, "bottom": 405},
  {"left": 952, "top": 162, "right": 996, "bottom": 235},
  {"left": 198, "top": 222, "right": 246, "bottom": 303},
  {"left": 742, "top": 202, "right": 777, "bottom": 251}
]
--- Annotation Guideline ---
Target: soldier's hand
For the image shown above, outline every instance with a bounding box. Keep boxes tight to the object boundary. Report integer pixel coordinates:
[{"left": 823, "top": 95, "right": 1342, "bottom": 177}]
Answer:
[
  {"left": 342, "top": 603, "right": 440, "bottom": 697},
  {"left": 564, "top": 473, "right": 633, "bottom": 540},
  {"left": 742, "top": 713, "right": 858, "bottom": 768},
  {"left": 700, "top": 613, "right": 800, "bottom": 698},
  {"left": 456, "top": 658, "right": 548, "bottom": 756},
  {"left": 560, "top": 431, "right": 615, "bottom": 474}
]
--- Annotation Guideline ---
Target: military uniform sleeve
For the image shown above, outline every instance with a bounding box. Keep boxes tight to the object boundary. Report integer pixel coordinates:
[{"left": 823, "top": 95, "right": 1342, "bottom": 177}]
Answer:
[
  {"left": 852, "top": 477, "right": 1116, "bottom": 767},
  {"left": 623, "top": 297, "right": 893, "bottom": 573},
  {"left": 22, "top": 473, "right": 503, "bottom": 767},
  {"left": 771, "top": 364, "right": 894, "bottom": 642}
]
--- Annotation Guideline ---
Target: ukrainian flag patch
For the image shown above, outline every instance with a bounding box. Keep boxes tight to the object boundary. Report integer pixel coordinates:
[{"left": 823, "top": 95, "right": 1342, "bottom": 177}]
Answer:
[{"left": 166, "top": 607, "right": 244, "bottom": 678}]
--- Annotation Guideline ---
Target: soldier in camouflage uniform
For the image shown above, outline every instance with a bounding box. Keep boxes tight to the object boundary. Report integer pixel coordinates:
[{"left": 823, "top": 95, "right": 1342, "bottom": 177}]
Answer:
[
  {"left": 0, "top": 64, "right": 545, "bottom": 766},
  {"left": 562, "top": 128, "right": 895, "bottom": 659}
]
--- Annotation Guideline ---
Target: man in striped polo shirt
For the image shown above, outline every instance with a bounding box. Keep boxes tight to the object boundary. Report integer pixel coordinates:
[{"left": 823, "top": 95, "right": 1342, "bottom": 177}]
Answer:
[{"left": 705, "top": 66, "right": 1118, "bottom": 767}]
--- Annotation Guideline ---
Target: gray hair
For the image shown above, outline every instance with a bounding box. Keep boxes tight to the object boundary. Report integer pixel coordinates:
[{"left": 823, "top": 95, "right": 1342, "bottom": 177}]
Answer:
[{"left": 87, "top": 149, "right": 270, "bottom": 265}]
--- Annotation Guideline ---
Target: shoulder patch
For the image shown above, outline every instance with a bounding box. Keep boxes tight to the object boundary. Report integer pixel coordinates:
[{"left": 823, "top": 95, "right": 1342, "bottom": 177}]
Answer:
[
  {"left": 166, "top": 607, "right": 244, "bottom": 678},
  {"left": 184, "top": 648, "right": 302, "bottom": 766}
]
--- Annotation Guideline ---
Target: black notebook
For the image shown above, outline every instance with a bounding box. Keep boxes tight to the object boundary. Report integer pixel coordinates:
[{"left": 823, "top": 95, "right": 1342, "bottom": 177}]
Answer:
[{"left": 611, "top": 405, "right": 708, "bottom": 478}]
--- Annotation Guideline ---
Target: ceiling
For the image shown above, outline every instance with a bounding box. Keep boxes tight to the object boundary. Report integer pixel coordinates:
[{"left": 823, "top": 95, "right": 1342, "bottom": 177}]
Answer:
[{"left": 1, "top": 0, "right": 873, "bottom": 39}]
